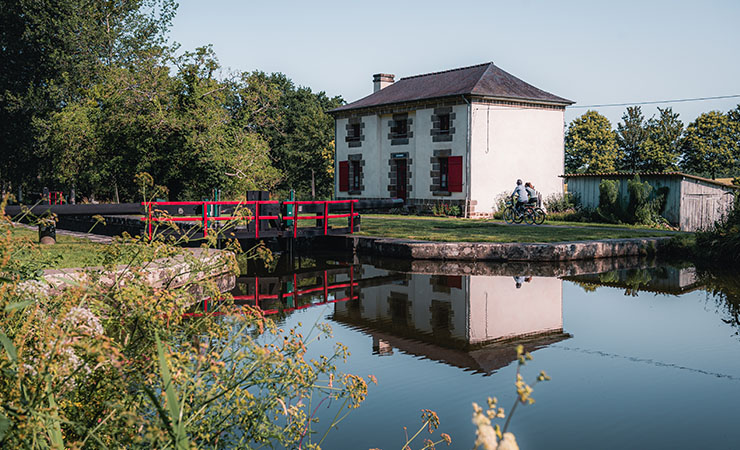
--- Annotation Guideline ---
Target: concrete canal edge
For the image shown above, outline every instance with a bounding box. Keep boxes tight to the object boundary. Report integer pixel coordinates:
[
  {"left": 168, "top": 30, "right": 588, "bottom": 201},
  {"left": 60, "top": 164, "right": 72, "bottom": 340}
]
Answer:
[
  {"left": 21, "top": 248, "right": 237, "bottom": 297},
  {"left": 331, "top": 235, "right": 671, "bottom": 262}
]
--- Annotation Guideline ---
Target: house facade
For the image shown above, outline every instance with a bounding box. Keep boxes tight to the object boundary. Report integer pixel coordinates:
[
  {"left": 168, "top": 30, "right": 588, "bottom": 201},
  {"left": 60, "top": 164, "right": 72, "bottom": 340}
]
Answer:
[{"left": 329, "top": 62, "right": 574, "bottom": 217}]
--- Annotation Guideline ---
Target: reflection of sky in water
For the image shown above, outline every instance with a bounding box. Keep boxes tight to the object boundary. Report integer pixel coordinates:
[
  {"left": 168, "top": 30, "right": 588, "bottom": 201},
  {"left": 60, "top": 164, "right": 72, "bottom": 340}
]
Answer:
[{"left": 246, "top": 261, "right": 740, "bottom": 450}]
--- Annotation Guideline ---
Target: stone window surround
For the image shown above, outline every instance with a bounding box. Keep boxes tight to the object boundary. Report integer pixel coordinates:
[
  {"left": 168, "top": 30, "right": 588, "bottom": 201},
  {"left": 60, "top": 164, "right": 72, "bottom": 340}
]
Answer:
[
  {"left": 387, "top": 152, "right": 412, "bottom": 198},
  {"left": 345, "top": 117, "right": 365, "bottom": 148},
  {"left": 348, "top": 154, "right": 364, "bottom": 194},
  {"left": 430, "top": 106, "right": 456, "bottom": 142},
  {"left": 430, "top": 149, "right": 452, "bottom": 196},
  {"left": 388, "top": 113, "right": 413, "bottom": 146}
]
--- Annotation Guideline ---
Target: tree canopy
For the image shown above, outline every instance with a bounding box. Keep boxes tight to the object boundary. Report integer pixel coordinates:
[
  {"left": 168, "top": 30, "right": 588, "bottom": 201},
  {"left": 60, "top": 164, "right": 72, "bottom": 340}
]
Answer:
[
  {"left": 1, "top": 1, "right": 342, "bottom": 202},
  {"left": 567, "top": 105, "right": 740, "bottom": 179},
  {"left": 565, "top": 110, "right": 621, "bottom": 173}
]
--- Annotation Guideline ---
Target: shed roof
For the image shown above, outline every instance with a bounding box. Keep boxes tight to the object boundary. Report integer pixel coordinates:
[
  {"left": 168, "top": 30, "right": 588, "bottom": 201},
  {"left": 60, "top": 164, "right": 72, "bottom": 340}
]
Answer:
[
  {"left": 330, "top": 62, "right": 574, "bottom": 114},
  {"left": 561, "top": 172, "right": 739, "bottom": 190}
]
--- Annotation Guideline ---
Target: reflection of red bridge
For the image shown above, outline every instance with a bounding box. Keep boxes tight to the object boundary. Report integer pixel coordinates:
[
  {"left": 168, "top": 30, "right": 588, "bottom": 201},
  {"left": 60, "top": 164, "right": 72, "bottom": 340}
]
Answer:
[
  {"left": 187, "top": 266, "right": 406, "bottom": 317},
  {"left": 232, "top": 270, "right": 358, "bottom": 315}
]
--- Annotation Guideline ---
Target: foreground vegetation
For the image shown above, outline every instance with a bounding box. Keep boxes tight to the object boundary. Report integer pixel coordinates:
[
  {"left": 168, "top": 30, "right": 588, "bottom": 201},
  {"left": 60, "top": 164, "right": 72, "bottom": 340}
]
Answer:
[
  {"left": 0, "top": 204, "right": 371, "bottom": 448},
  {"left": 358, "top": 215, "right": 680, "bottom": 243}
]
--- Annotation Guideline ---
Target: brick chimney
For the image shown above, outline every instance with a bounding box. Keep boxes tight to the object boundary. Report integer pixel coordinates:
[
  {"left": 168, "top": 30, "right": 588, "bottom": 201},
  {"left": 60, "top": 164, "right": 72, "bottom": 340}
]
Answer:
[{"left": 373, "top": 73, "right": 395, "bottom": 93}]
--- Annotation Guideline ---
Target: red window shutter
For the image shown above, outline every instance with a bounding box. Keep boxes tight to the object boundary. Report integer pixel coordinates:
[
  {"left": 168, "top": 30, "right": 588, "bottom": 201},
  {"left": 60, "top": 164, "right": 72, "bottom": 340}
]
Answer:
[
  {"left": 339, "top": 161, "right": 349, "bottom": 192},
  {"left": 448, "top": 156, "right": 463, "bottom": 192}
]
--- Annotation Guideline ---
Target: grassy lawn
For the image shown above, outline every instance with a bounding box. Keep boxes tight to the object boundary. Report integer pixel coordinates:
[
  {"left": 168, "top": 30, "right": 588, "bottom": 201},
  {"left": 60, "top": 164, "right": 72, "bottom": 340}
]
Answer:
[
  {"left": 7, "top": 226, "right": 153, "bottom": 269},
  {"left": 354, "top": 214, "right": 683, "bottom": 243}
]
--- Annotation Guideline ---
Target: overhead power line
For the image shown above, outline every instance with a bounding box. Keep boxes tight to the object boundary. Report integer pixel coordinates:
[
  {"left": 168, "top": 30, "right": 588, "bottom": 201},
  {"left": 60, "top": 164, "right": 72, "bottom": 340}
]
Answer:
[{"left": 571, "top": 94, "right": 740, "bottom": 109}]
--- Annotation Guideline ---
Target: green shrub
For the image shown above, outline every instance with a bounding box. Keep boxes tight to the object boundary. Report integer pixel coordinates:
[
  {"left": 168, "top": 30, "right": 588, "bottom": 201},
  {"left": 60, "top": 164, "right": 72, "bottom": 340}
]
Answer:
[
  {"left": 544, "top": 192, "right": 580, "bottom": 213},
  {"left": 626, "top": 176, "right": 670, "bottom": 226},
  {"left": 596, "top": 179, "right": 622, "bottom": 223},
  {"left": 431, "top": 203, "right": 461, "bottom": 217}
]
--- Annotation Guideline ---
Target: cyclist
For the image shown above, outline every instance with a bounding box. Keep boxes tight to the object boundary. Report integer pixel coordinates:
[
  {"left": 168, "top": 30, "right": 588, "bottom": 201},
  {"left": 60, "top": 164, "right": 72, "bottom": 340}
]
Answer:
[
  {"left": 525, "top": 182, "right": 542, "bottom": 207},
  {"left": 511, "top": 179, "right": 528, "bottom": 217}
]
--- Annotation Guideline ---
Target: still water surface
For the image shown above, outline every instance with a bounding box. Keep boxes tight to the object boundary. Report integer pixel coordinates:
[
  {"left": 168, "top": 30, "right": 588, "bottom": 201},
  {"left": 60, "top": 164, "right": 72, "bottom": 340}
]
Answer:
[{"left": 232, "top": 255, "right": 740, "bottom": 449}]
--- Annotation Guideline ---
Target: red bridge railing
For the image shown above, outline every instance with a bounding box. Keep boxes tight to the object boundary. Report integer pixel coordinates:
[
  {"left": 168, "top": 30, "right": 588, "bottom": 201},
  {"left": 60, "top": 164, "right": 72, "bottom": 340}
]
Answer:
[{"left": 141, "top": 199, "right": 359, "bottom": 241}]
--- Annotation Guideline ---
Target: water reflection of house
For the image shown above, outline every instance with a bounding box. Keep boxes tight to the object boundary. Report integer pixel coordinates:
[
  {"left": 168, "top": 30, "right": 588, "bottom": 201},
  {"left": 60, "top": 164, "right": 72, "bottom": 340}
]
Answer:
[{"left": 332, "top": 266, "right": 570, "bottom": 375}]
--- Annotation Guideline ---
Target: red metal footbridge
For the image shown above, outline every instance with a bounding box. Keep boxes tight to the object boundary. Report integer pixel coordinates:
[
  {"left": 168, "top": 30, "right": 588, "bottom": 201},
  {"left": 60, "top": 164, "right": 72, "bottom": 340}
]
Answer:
[
  {"left": 5, "top": 196, "right": 401, "bottom": 241},
  {"left": 141, "top": 198, "right": 359, "bottom": 241}
]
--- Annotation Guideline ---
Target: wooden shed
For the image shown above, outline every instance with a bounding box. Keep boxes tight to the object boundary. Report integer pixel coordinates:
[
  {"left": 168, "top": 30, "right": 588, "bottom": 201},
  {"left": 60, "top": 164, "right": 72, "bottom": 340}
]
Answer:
[{"left": 561, "top": 172, "right": 737, "bottom": 231}]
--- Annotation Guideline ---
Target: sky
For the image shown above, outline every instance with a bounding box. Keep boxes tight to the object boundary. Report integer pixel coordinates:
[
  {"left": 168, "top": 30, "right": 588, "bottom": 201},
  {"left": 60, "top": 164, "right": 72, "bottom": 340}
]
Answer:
[{"left": 169, "top": 0, "right": 740, "bottom": 127}]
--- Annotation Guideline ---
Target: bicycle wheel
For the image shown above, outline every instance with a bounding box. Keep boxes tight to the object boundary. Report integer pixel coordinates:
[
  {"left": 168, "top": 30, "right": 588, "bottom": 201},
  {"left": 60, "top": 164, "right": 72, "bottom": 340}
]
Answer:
[
  {"left": 523, "top": 209, "right": 535, "bottom": 225},
  {"left": 512, "top": 208, "right": 524, "bottom": 224},
  {"left": 533, "top": 208, "right": 546, "bottom": 225},
  {"left": 503, "top": 206, "right": 516, "bottom": 224}
]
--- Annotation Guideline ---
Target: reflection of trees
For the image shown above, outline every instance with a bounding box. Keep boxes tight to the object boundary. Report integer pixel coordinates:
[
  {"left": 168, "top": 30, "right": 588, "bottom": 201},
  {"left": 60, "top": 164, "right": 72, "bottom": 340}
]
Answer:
[
  {"left": 573, "top": 281, "right": 599, "bottom": 293},
  {"left": 697, "top": 268, "right": 740, "bottom": 336},
  {"left": 593, "top": 268, "right": 654, "bottom": 296},
  {"left": 623, "top": 268, "right": 653, "bottom": 296}
]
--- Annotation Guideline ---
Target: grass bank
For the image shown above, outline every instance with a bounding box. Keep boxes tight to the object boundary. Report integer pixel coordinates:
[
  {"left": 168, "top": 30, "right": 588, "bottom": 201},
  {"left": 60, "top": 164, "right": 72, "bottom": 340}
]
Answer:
[
  {"left": 7, "top": 225, "right": 153, "bottom": 269},
  {"left": 355, "top": 214, "right": 683, "bottom": 243}
]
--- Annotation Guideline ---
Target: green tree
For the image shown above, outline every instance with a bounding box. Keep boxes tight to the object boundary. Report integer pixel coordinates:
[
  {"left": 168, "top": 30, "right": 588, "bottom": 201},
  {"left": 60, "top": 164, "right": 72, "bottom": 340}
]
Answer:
[
  {"left": 681, "top": 111, "right": 737, "bottom": 179},
  {"left": 616, "top": 106, "right": 648, "bottom": 172},
  {"left": 565, "top": 111, "right": 621, "bottom": 173},
  {"left": 641, "top": 107, "right": 683, "bottom": 172},
  {"left": 0, "top": 0, "right": 177, "bottom": 194},
  {"left": 729, "top": 105, "right": 740, "bottom": 175}
]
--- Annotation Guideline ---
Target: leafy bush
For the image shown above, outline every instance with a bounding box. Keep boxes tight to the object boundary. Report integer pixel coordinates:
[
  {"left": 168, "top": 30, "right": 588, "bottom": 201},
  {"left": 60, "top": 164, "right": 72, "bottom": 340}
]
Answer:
[
  {"left": 597, "top": 179, "right": 622, "bottom": 222},
  {"left": 544, "top": 192, "right": 580, "bottom": 213},
  {"left": 431, "top": 203, "right": 461, "bottom": 217},
  {"left": 626, "top": 176, "right": 670, "bottom": 226}
]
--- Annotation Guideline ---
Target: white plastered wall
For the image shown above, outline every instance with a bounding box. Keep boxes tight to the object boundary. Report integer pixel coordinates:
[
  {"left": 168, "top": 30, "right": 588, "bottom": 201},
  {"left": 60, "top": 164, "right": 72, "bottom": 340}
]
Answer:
[{"left": 470, "top": 104, "right": 565, "bottom": 215}]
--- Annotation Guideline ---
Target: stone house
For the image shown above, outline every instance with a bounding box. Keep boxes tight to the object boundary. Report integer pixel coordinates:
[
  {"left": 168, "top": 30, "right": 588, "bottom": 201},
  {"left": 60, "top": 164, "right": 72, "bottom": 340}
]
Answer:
[{"left": 329, "top": 62, "right": 574, "bottom": 217}]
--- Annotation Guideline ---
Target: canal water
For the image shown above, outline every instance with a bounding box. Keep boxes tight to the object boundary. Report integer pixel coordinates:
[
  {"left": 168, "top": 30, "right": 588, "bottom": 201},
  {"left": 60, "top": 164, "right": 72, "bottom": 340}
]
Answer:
[{"left": 232, "top": 254, "right": 740, "bottom": 449}]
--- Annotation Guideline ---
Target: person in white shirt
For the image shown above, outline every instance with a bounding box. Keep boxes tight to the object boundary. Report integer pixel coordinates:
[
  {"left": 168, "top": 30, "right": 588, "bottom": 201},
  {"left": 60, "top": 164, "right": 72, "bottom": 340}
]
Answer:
[{"left": 511, "top": 179, "right": 528, "bottom": 216}]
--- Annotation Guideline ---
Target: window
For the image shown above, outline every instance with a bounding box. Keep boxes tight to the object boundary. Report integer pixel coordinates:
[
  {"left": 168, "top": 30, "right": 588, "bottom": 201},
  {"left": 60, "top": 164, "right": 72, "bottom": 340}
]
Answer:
[
  {"left": 389, "top": 113, "right": 412, "bottom": 145},
  {"left": 431, "top": 108, "right": 455, "bottom": 142},
  {"left": 346, "top": 119, "right": 364, "bottom": 147},
  {"left": 351, "top": 160, "right": 361, "bottom": 190},
  {"left": 439, "top": 157, "right": 449, "bottom": 190},
  {"left": 392, "top": 118, "right": 408, "bottom": 138},
  {"left": 348, "top": 123, "right": 361, "bottom": 141},
  {"left": 438, "top": 114, "right": 450, "bottom": 134}
]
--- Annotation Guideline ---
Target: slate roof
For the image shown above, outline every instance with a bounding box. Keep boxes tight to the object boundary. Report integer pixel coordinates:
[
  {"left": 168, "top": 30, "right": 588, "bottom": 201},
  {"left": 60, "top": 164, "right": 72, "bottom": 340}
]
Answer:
[
  {"left": 561, "top": 172, "right": 739, "bottom": 190},
  {"left": 330, "top": 62, "right": 574, "bottom": 113}
]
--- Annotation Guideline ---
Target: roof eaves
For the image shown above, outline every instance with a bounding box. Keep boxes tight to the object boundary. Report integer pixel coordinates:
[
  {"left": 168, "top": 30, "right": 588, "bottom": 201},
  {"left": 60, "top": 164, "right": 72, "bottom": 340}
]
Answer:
[
  {"left": 471, "top": 94, "right": 574, "bottom": 107},
  {"left": 328, "top": 93, "right": 470, "bottom": 115},
  {"left": 560, "top": 172, "right": 739, "bottom": 190}
]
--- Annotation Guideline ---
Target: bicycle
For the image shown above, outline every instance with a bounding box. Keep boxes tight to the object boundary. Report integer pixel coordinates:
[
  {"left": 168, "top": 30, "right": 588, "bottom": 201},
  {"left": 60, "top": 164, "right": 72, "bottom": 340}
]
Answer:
[
  {"left": 503, "top": 200, "right": 535, "bottom": 225},
  {"left": 527, "top": 201, "right": 547, "bottom": 225},
  {"left": 502, "top": 200, "right": 546, "bottom": 225}
]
